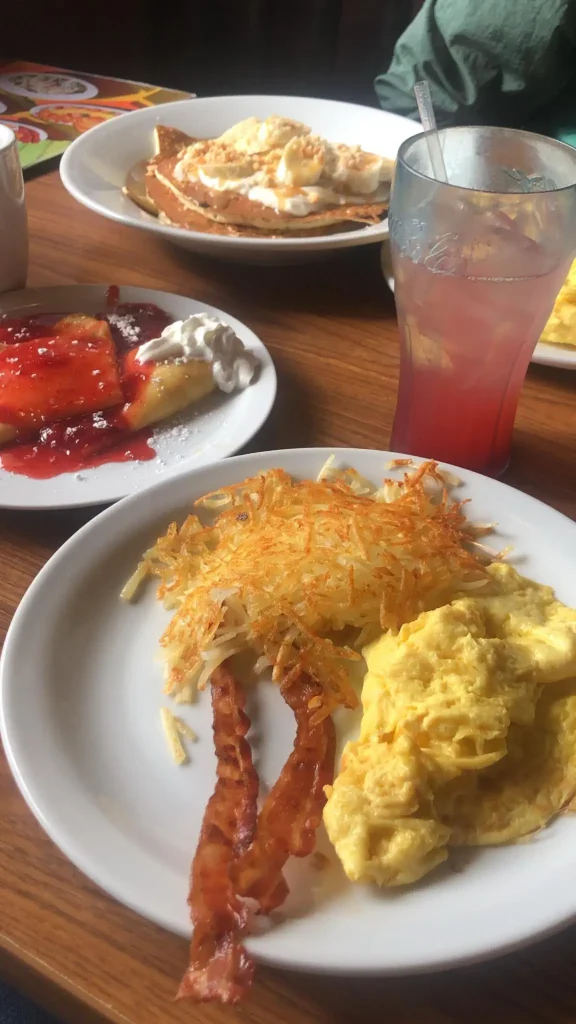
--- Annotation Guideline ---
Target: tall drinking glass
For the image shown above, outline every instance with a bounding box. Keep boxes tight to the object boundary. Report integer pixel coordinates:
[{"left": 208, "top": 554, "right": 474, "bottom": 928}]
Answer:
[{"left": 389, "top": 127, "right": 576, "bottom": 474}]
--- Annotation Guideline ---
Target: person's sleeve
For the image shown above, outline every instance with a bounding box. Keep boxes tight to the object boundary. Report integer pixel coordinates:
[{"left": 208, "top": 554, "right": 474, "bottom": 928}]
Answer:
[{"left": 375, "top": 0, "right": 576, "bottom": 128}]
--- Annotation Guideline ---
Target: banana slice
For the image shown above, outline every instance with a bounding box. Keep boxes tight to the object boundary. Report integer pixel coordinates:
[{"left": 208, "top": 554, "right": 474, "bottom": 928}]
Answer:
[
  {"left": 277, "top": 134, "right": 327, "bottom": 187},
  {"left": 256, "top": 116, "right": 310, "bottom": 153},
  {"left": 177, "top": 140, "right": 254, "bottom": 182},
  {"left": 332, "top": 144, "right": 388, "bottom": 194},
  {"left": 198, "top": 160, "right": 254, "bottom": 182},
  {"left": 220, "top": 115, "right": 309, "bottom": 155},
  {"left": 218, "top": 117, "right": 262, "bottom": 152}
]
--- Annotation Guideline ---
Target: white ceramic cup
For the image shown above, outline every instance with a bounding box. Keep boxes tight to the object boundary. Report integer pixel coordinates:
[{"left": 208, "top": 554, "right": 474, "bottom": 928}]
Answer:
[{"left": 0, "top": 125, "right": 28, "bottom": 293}]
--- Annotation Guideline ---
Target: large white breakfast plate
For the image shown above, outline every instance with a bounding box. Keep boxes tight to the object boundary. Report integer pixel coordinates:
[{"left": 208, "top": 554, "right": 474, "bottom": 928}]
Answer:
[
  {"left": 60, "top": 95, "right": 419, "bottom": 263},
  {"left": 3, "top": 446, "right": 576, "bottom": 976},
  {"left": 0, "top": 284, "right": 276, "bottom": 509},
  {"left": 380, "top": 241, "right": 576, "bottom": 370}
]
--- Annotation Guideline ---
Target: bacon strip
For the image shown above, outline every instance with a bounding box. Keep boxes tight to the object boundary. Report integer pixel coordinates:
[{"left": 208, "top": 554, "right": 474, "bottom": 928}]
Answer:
[
  {"left": 233, "top": 673, "right": 336, "bottom": 914},
  {"left": 178, "top": 662, "right": 259, "bottom": 1004}
]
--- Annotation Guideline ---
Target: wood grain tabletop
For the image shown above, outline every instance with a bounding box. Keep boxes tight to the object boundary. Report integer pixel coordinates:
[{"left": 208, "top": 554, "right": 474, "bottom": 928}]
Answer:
[{"left": 1, "top": 172, "right": 576, "bottom": 1024}]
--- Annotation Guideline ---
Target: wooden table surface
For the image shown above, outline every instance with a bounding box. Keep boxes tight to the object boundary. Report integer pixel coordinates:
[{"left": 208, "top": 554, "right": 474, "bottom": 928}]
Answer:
[{"left": 1, "top": 172, "right": 576, "bottom": 1024}]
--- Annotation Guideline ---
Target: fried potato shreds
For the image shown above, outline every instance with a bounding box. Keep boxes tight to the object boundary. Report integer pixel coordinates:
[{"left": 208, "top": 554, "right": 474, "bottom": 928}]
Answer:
[
  {"left": 160, "top": 707, "right": 188, "bottom": 765},
  {"left": 232, "top": 672, "right": 336, "bottom": 913},
  {"left": 178, "top": 663, "right": 259, "bottom": 1005},
  {"left": 127, "top": 461, "right": 487, "bottom": 712}
]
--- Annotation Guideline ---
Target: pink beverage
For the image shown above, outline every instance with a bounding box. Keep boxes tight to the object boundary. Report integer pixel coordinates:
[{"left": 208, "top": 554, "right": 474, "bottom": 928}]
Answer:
[
  {"left": 389, "top": 125, "right": 576, "bottom": 474},
  {"left": 390, "top": 244, "right": 570, "bottom": 475}
]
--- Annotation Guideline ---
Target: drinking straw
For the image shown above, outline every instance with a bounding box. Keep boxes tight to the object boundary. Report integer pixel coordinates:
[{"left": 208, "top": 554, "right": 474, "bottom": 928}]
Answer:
[{"left": 414, "top": 80, "right": 448, "bottom": 183}]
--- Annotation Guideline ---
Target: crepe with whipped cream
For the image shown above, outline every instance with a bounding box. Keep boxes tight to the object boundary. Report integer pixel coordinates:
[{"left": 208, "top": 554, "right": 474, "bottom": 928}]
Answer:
[
  {"left": 0, "top": 312, "right": 258, "bottom": 448},
  {"left": 144, "top": 116, "right": 393, "bottom": 237}
]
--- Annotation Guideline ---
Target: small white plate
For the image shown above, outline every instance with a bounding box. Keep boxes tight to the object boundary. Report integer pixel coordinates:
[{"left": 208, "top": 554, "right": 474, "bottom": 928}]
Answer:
[
  {"left": 3, "top": 446, "right": 576, "bottom": 976},
  {"left": 0, "top": 72, "right": 99, "bottom": 101},
  {"left": 1, "top": 120, "right": 48, "bottom": 143},
  {"left": 381, "top": 241, "right": 576, "bottom": 370},
  {"left": 60, "top": 95, "right": 420, "bottom": 263},
  {"left": 29, "top": 103, "right": 129, "bottom": 126},
  {"left": 0, "top": 285, "right": 276, "bottom": 509}
]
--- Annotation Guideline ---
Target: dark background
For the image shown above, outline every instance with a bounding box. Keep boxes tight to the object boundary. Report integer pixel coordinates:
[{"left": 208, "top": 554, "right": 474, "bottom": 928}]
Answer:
[{"left": 3, "top": 0, "right": 422, "bottom": 106}]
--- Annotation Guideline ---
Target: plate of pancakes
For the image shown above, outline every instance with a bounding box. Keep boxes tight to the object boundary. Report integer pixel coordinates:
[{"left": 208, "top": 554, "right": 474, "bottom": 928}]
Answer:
[{"left": 60, "top": 95, "right": 420, "bottom": 263}]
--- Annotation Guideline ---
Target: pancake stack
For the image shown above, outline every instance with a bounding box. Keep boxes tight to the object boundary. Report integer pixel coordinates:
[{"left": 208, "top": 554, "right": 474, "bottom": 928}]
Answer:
[{"left": 140, "top": 116, "right": 393, "bottom": 238}]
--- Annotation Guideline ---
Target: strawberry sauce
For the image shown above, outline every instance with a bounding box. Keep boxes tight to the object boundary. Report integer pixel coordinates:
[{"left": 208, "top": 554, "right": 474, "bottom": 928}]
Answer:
[{"left": 0, "top": 301, "right": 173, "bottom": 479}]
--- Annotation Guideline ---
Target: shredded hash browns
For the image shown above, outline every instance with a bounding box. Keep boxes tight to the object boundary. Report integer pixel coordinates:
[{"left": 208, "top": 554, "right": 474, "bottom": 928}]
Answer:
[{"left": 123, "top": 459, "right": 488, "bottom": 717}]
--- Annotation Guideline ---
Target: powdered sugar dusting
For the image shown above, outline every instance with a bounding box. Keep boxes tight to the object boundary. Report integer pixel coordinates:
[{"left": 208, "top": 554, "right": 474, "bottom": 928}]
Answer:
[
  {"left": 106, "top": 312, "right": 141, "bottom": 346},
  {"left": 150, "top": 391, "right": 232, "bottom": 473}
]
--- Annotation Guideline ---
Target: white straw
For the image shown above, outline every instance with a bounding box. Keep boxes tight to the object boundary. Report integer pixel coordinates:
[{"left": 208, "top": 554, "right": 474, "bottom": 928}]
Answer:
[{"left": 414, "top": 80, "right": 448, "bottom": 182}]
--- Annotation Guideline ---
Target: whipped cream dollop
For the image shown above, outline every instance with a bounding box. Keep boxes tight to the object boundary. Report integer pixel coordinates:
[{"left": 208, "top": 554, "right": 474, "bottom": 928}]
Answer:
[
  {"left": 192, "top": 175, "right": 386, "bottom": 217},
  {"left": 136, "top": 314, "right": 259, "bottom": 393}
]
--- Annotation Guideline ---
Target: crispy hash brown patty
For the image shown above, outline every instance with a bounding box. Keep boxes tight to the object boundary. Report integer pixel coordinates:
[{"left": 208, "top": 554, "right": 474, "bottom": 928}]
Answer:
[{"left": 124, "top": 461, "right": 489, "bottom": 716}]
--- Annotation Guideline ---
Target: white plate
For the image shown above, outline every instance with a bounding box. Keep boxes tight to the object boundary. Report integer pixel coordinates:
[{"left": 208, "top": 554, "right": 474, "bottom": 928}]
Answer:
[
  {"left": 381, "top": 241, "right": 576, "bottom": 370},
  {"left": 0, "top": 72, "right": 99, "bottom": 101},
  {"left": 0, "top": 285, "right": 276, "bottom": 509},
  {"left": 3, "top": 446, "right": 576, "bottom": 976},
  {"left": 1, "top": 120, "right": 48, "bottom": 143},
  {"left": 60, "top": 95, "right": 420, "bottom": 263},
  {"left": 29, "top": 103, "right": 129, "bottom": 125}
]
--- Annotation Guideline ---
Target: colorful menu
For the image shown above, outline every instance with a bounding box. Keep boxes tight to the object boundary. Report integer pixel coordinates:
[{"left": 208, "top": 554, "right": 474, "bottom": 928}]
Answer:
[{"left": 0, "top": 59, "right": 193, "bottom": 169}]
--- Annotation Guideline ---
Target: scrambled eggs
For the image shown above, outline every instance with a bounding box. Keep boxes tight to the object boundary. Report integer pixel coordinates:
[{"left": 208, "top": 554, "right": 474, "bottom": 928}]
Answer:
[
  {"left": 323, "top": 564, "right": 576, "bottom": 887},
  {"left": 540, "top": 257, "right": 576, "bottom": 347}
]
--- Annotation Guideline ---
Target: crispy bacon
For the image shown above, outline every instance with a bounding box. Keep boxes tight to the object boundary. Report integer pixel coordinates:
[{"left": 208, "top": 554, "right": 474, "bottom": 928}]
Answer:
[
  {"left": 233, "top": 673, "right": 336, "bottom": 914},
  {"left": 178, "top": 662, "right": 259, "bottom": 1004}
]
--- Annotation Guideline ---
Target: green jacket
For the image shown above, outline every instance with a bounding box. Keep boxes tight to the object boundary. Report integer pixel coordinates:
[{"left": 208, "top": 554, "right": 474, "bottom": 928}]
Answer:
[{"left": 375, "top": 0, "right": 576, "bottom": 146}]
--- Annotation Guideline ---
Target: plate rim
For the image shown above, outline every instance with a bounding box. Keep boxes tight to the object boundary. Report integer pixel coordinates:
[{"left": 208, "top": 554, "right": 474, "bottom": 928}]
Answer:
[
  {"left": 0, "top": 283, "right": 277, "bottom": 510},
  {"left": 0, "top": 70, "right": 99, "bottom": 102},
  {"left": 3, "top": 445, "right": 576, "bottom": 976},
  {"left": 28, "top": 102, "right": 130, "bottom": 117},
  {"left": 59, "top": 94, "right": 419, "bottom": 251},
  {"left": 531, "top": 340, "right": 576, "bottom": 369}
]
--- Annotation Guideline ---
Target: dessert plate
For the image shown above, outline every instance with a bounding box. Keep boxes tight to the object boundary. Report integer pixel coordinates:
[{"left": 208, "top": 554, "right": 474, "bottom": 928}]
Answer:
[{"left": 0, "top": 284, "right": 276, "bottom": 508}]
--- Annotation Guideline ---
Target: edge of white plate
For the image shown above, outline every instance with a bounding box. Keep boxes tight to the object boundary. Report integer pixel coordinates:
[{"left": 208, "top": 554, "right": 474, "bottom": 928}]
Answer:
[{"left": 531, "top": 341, "right": 576, "bottom": 369}]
